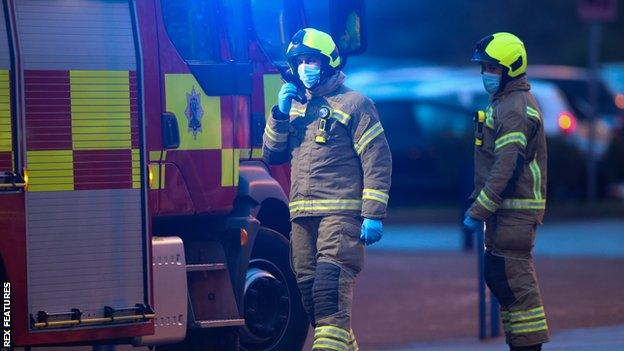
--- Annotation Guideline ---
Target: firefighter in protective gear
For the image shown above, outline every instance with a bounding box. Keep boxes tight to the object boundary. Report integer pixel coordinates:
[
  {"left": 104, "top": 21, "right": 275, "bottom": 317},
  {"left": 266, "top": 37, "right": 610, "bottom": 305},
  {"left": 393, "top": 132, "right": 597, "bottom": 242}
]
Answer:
[
  {"left": 465, "top": 32, "right": 549, "bottom": 351},
  {"left": 263, "top": 28, "right": 392, "bottom": 351}
]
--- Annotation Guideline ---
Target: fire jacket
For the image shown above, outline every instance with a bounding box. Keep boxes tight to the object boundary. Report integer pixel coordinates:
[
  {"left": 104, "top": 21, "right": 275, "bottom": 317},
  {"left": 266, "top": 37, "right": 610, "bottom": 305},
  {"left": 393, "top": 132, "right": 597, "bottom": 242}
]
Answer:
[
  {"left": 468, "top": 75, "right": 547, "bottom": 223},
  {"left": 263, "top": 74, "right": 392, "bottom": 220}
]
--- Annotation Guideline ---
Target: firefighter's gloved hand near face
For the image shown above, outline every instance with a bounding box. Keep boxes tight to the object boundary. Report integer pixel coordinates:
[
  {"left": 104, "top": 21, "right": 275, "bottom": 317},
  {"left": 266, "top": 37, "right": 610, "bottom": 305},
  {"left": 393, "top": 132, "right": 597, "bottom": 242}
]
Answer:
[
  {"left": 263, "top": 28, "right": 392, "bottom": 351},
  {"left": 469, "top": 32, "right": 549, "bottom": 351},
  {"left": 277, "top": 83, "right": 299, "bottom": 115}
]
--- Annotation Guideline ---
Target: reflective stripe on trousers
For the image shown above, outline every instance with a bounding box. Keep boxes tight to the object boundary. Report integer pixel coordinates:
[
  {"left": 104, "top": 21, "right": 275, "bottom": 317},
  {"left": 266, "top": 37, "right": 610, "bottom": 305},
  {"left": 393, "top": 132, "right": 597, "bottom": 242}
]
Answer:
[
  {"left": 502, "top": 306, "right": 548, "bottom": 335},
  {"left": 313, "top": 325, "right": 358, "bottom": 351}
]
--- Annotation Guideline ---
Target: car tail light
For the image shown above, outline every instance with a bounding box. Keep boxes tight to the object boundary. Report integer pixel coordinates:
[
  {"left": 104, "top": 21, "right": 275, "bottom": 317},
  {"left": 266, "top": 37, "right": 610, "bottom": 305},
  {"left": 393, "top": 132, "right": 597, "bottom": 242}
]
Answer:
[
  {"left": 558, "top": 112, "right": 577, "bottom": 134},
  {"left": 615, "top": 93, "right": 624, "bottom": 110}
]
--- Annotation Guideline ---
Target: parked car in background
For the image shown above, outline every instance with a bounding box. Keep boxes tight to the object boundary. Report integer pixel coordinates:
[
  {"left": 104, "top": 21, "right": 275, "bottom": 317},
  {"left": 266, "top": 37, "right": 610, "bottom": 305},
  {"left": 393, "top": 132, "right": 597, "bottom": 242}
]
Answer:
[
  {"left": 529, "top": 65, "right": 624, "bottom": 156},
  {"left": 529, "top": 65, "right": 624, "bottom": 200},
  {"left": 601, "top": 63, "right": 624, "bottom": 199},
  {"left": 347, "top": 66, "right": 592, "bottom": 204}
]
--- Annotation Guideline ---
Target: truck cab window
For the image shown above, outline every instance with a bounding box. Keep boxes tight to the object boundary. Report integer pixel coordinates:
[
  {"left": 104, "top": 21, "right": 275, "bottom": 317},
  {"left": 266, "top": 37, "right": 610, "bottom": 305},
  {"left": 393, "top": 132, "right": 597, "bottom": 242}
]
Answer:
[
  {"left": 302, "top": 0, "right": 330, "bottom": 32},
  {"left": 220, "top": 0, "right": 249, "bottom": 61},
  {"left": 250, "top": 0, "right": 300, "bottom": 65},
  {"left": 302, "top": 0, "right": 364, "bottom": 54},
  {"left": 161, "top": 0, "right": 220, "bottom": 62}
]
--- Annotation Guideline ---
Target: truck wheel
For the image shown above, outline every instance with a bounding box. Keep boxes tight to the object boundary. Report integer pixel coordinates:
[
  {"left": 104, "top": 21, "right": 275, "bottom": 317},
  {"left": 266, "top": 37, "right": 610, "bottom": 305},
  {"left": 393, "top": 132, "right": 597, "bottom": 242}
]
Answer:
[{"left": 240, "top": 227, "right": 309, "bottom": 351}]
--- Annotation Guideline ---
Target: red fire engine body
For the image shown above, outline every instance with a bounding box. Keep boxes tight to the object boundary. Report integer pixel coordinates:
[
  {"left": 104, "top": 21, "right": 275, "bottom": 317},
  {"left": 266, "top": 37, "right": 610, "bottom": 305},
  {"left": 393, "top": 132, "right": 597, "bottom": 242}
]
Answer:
[{"left": 0, "top": 0, "right": 365, "bottom": 349}]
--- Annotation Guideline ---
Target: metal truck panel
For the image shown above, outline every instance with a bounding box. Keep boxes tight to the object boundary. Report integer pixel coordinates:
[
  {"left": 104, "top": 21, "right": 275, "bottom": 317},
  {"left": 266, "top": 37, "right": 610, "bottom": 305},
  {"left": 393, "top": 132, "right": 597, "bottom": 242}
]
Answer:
[
  {"left": 15, "top": 0, "right": 136, "bottom": 70},
  {"left": 0, "top": 5, "right": 11, "bottom": 170},
  {"left": 0, "top": 6, "right": 9, "bottom": 70},
  {"left": 6, "top": 0, "right": 151, "bottom": 338},
  {"left": 134, "top": 236, "right": 187, "bottom": 345},
  {"left": 26, "top": 189, "right": 144, "bottom": 323}
]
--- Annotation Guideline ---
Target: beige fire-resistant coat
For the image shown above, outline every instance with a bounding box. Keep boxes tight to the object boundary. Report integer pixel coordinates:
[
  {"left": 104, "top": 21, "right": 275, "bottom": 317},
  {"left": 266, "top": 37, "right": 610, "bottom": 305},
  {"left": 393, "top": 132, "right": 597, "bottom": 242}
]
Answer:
[
  {"left": 468, "top": 76, "right": 548, "bottom": 223},
  {"left": 263, "top": 73, "right": 392, "bottom": 220}
]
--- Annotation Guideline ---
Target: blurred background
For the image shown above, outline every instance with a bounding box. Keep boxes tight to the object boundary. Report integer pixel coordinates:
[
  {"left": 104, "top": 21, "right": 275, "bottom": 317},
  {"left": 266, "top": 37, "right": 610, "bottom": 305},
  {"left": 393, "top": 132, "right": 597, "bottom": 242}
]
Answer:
[
  {"left": 346, "top": 0, "right": 624, "bottom": 213},
  {"left": 337, "top": 1, "right": 624, "bottom": 350}
]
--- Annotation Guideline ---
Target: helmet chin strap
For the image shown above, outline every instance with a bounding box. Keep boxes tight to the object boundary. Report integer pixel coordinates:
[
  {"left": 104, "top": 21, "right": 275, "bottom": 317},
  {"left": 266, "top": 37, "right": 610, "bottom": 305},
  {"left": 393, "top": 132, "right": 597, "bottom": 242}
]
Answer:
[
  {"left": 497, "top": 70, "right": 510, "bottom": 94},
  {"left": 496, "top": 66, "right": 514, "bottom": 94},
  {"left": 498, "top": 69, "right": 526, "bottom": 94}
]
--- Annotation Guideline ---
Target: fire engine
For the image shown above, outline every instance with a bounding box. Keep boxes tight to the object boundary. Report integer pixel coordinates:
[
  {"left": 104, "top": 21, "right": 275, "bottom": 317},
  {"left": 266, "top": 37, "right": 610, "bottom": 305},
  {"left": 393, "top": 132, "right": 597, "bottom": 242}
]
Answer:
[{"left": 0, "top": 0, "right": 366, "bottom": 350}]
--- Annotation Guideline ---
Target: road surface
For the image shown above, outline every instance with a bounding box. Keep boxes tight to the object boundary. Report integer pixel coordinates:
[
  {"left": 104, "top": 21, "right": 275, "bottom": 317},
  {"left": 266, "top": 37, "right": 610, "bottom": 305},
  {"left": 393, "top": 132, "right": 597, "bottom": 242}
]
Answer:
[{"left": 18, "top": 219, "right": 624, "bottom": 350}]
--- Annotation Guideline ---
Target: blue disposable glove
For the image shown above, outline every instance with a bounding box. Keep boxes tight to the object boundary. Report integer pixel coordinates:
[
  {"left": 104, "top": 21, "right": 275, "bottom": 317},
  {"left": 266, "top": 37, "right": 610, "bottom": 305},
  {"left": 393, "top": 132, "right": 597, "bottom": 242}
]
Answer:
[
  {"left": 463, "top": 213, "right": 484, "bottom": 233},
  {"left": 360, "top": 218, "right": 383, "bottom": 246},
  {"left": 278, "top": 83, "right": 298, "bottom": 114}
]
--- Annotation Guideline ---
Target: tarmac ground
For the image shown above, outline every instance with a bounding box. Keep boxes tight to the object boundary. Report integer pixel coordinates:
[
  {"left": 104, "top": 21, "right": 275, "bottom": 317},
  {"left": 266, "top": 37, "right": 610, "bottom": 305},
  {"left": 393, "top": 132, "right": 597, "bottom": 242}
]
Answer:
[{"left": 16, "top": 220, "right": 624, "bottom": 351}]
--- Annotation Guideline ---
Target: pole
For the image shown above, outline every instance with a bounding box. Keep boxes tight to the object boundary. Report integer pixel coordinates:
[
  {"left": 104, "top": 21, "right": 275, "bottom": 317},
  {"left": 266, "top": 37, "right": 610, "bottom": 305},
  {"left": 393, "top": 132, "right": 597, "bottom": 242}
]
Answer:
[
  {"left": 587, "top": 22, "right": 600, "bottom": 203},
  {"left": 477, "top": 221, "right": 501, "bottom": 339},
  {"left": 490, "top": 294, "right": 500, "bottom": 337},
  {"left": 477, "top": 223, "right": 486, "bottom": 340}
]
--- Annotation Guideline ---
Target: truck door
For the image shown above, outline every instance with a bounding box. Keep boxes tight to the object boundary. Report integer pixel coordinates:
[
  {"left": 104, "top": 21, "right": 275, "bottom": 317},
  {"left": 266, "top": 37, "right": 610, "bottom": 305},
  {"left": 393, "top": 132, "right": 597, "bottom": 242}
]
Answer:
[
  {"left": 155, "top": 0, "right": 249, "bottom": 215},
  {"left": 8, "top": 0, "right": 151, "bottom": 345},
  {"left": 247, "top": 0, "right": 303, "bottom": 168}
]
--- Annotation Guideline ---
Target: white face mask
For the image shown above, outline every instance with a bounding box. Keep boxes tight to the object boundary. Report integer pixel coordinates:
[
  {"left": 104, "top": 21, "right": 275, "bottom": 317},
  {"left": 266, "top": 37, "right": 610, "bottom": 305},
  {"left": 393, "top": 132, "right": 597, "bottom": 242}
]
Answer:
[{"left": 298, "top": 63, "right": 321, "bottom": 88}]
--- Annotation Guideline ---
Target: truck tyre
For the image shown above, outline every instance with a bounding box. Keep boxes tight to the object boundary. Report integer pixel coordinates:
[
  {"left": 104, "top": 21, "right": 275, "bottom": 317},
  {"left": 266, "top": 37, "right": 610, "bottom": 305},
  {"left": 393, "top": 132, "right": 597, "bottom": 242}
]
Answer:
[{"left": 240, "top": 227, "right": 309, "bottom": 351}]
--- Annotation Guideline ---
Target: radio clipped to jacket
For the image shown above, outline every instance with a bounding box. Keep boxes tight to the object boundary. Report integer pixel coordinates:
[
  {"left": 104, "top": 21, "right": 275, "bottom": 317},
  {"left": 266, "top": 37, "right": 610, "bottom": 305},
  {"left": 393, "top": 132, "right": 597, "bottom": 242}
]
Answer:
[
  {"left": 315, "top": 106, "right": 331, "bottom": 144},
  {"left": 474, "top": 110, "right": 485, "bottom": 147}
]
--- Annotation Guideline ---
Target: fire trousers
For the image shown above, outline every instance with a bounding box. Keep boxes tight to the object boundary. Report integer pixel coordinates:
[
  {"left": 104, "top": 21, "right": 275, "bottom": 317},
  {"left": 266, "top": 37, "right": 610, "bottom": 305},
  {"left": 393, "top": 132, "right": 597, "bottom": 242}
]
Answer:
[
  {"left": 485, "top": 213, "right": 550, "bottom": 347},
  {"left": 290, "top": 215, "right": 364, "bottom": 351}
]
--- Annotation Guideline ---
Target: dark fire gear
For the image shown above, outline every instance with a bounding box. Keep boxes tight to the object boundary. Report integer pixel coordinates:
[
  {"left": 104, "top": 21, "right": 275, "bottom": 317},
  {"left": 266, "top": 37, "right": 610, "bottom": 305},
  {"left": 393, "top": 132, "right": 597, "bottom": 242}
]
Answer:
[{"left": 469, "top": 75, "right": 549, "bottom": 348}]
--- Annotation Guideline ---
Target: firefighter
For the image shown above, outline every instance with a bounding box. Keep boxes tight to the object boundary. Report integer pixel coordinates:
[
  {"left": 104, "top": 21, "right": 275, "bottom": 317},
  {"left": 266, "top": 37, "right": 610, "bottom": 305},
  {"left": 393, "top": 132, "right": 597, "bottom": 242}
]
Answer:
[
  {"left": 464, "top": 32, "right": 549, "bottom": 351},
  {"left": 263, "top": 28, "right": 391, "bottom": 351}
]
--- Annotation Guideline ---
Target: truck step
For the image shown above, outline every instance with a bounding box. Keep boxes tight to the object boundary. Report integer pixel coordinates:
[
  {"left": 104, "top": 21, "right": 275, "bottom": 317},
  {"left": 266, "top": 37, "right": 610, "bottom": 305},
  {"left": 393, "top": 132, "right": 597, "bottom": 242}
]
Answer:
[
  {"left": 186, "top": 263, "right": 227, "bottom": 272},
  {"left": 192, "top": 318, "right": 246, "bottom": 329}
]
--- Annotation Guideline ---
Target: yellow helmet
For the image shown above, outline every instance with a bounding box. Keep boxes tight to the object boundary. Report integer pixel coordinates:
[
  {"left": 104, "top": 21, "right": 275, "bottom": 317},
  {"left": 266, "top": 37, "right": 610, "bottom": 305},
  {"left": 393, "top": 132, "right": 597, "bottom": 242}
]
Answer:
[
  {"left": 471, "top": 32, "right": 527, "bottom": 78},
  {"left": 286, "top": 28, "right": 341, "bottom": 71}
]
